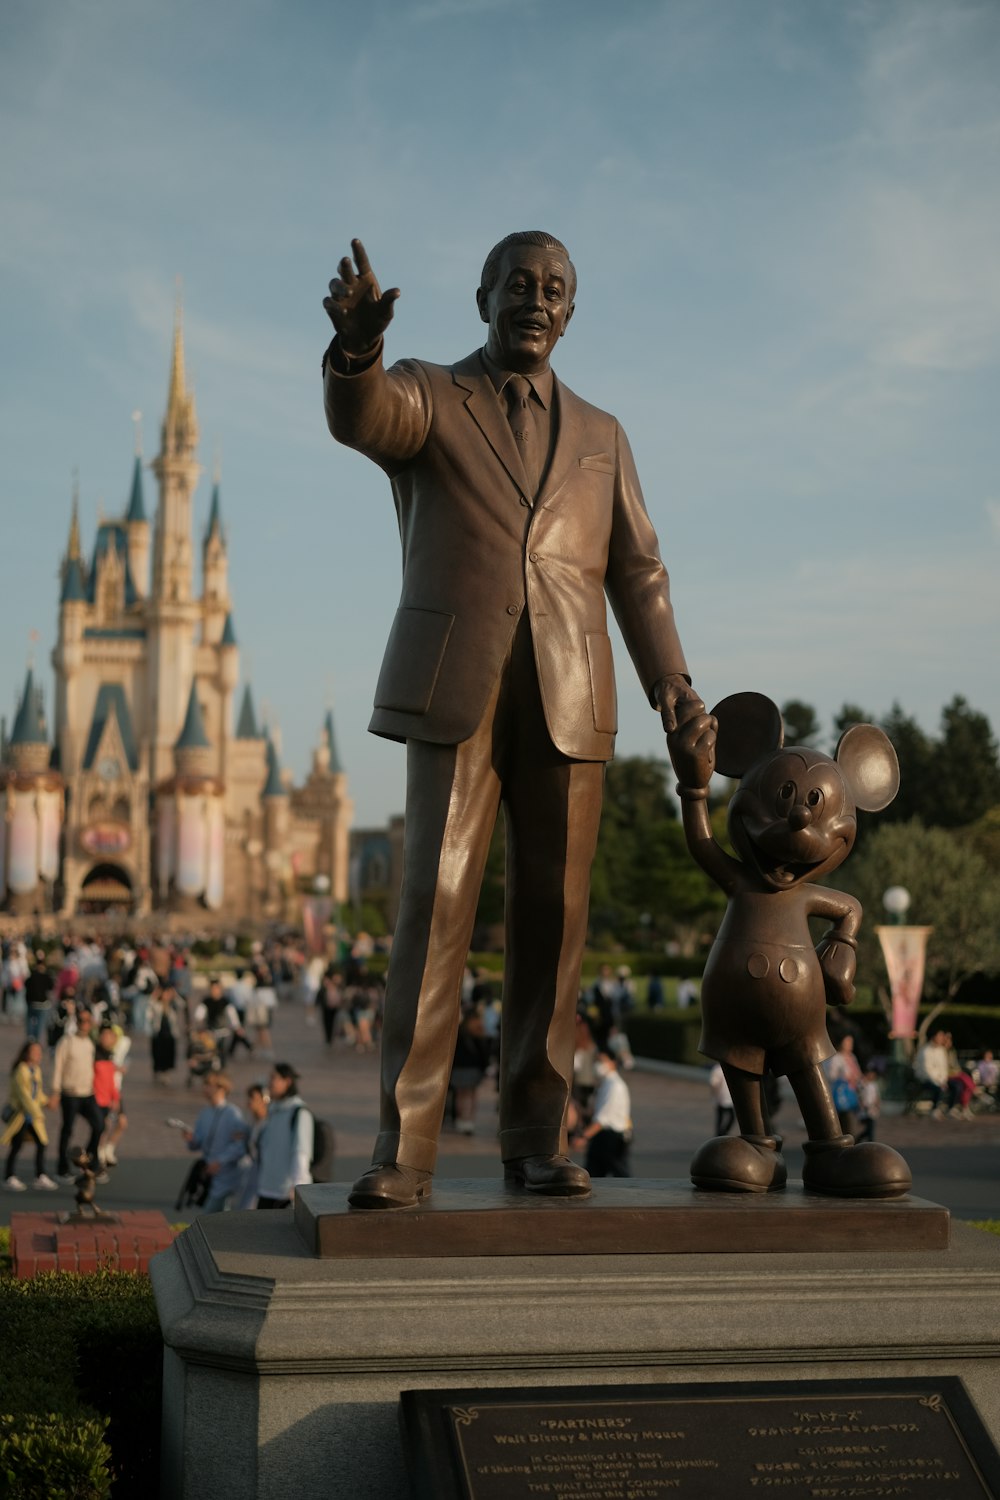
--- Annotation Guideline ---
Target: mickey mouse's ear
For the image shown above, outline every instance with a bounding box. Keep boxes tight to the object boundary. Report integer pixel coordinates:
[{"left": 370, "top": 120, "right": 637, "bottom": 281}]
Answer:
[
  {"left": 835, "top": 725, "right": 900, "bottom": 812},
  {"left": 712, "top": 693, "right": 784, "bottom": 779}
]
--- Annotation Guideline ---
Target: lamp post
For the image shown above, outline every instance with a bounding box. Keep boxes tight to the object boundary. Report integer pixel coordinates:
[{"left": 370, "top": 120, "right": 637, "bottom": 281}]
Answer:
[{"left": 876, "top": 885, "right": 933, "bottom": 1099}]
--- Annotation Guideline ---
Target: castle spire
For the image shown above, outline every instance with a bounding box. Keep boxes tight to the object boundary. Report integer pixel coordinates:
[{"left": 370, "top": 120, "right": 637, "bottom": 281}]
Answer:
[
  {"left": 161, "top": 283, "right": 199, "bottom": 459},
  {"left": 262, "top": 730, "right": 287, "bottom": 798},
  {"left": 61, "top": 475, "right": 87, "bottom": 602},
  {"left": 204, "top": 479, "right": 223, "bottom": 543},
  {"left": 236, "top": 684, "right": 259, "bottom": 739},
  {"left": 324, "top": 707, "right": 343, "bottom": 774},
  {"left": 126, "top": 454, "right": 146, "bottom": 523},
  {"left": 174, "top": 678, "right": 211, "bottom": 751},
  {"left": 67, "top": 473, "right": 82, "bottom": 562}
]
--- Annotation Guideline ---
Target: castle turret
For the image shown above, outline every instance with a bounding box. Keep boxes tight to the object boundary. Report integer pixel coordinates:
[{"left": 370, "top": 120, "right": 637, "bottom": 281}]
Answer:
[
  {"left": 262, "top": 731, "right": 290, "bottom": 916},
  {"left": 1, "top": 669, "right": 64, "bottom": 913},
  {"left": 154, "top": 679, "right": 225, "bottom": 910}
]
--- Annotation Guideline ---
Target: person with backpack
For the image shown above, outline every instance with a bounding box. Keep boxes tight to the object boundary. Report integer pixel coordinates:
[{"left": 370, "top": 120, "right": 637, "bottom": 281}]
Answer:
[{"left": 255, "top": 1063, "right": 314, "bottom": 1210}]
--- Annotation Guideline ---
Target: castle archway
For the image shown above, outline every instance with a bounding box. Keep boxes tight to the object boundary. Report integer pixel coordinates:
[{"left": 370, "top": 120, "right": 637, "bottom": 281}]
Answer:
[{"left": 78, "top": 862, "right": 134, "bottom": 914}]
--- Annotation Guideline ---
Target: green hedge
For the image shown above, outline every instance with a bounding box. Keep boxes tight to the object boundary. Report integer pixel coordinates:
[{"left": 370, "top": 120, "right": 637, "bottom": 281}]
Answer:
[
  {"left": 0, "top": 1271, "right": 162, "bottom": 1499},
  {"left": 0, "top": 1414, "right": 112, "bottom": 1500},
  {"left": 622, "top": 1003, "right": 1000, "bottom": 1066},
  {"left": 827, "top": 1004, "right": 1000, "bottom": 1057},
  {"left": 621, "top": 1010, "right": 707, "bottom": 1066}
]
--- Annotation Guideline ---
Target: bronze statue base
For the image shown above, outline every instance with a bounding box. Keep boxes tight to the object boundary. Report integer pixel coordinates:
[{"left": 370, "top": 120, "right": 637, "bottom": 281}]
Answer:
[
  {"left": 294, "top": 1178, "right": 948, "bottom": 1259},
  {"left": 57, "top": 1207, "right": 122, "bottom": 1226}
]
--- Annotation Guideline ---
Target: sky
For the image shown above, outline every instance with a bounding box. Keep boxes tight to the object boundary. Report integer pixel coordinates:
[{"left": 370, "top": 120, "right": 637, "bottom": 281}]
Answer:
[{"left": 2, "top": 0, "right": 998, "bottom": 827}]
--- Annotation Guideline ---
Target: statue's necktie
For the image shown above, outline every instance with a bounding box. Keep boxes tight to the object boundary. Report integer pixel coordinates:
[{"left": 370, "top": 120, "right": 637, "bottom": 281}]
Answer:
[{"left": 505, "top": 374, "right": 540, "bottom": 498}]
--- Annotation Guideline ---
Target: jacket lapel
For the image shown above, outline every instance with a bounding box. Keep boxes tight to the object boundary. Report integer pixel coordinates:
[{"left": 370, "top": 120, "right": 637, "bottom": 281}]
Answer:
[
  {"left": 536, "top": 375, "right": 588, "bottom": 511},
  {"left": 451, "top": 351, "right": 532, "bottom": 503}
]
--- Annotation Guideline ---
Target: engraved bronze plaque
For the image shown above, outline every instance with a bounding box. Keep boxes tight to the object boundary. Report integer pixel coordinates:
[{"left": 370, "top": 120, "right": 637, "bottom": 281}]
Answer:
[{"left": 400, "top": 1378, "right": 1000, "bottom": 1499}]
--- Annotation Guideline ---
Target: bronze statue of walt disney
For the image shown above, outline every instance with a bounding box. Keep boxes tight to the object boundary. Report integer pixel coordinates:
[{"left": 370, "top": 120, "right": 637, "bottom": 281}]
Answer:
[{"left": 322, "top": 233, "right": 702, "bottom": 1208}]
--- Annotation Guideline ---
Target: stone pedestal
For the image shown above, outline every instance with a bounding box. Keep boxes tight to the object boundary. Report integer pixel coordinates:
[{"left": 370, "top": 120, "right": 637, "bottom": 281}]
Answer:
[{"left": 151, "top": 1193, "right": 1000, "bottom": 1500}]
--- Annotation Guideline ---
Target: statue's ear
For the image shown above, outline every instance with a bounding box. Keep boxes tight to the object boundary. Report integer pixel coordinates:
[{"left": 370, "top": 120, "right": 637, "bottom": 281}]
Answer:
[
  {"left": 712, "top": 693, "right": 783, "bottom": 779},
  {"left": 834, "top": 725, "right": 900, "bottom": 812}
]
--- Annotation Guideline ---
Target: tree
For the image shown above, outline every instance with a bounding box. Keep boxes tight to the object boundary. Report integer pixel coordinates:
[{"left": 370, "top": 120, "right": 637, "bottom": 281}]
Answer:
[
  {"left": 931, "top": 695, "right": 1000, "bottom": 828},
  {"left": 877, "top": 704, "right": 935, "bottom": 826},
  {"left": 833, "top": 702, "right": 873, "bottom": 741},
  {"left": 842, "top": 820, "right": 1000, "bottom": 1005},
  {"left": 588, "top": 756, "right": 724, "bottom": 949},
  {"left": 780, "top": 699, "right": 821, "bottom": 747}
]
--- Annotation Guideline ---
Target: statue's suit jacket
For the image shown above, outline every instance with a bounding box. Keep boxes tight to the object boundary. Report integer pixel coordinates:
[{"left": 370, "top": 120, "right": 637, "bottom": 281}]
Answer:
[{"left": 323, "top": 346, "right": 687, "bottom": 759}]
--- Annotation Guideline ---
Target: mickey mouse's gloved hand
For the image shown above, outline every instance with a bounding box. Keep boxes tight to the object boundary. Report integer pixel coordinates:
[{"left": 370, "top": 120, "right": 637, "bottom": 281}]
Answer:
[
  {"left": 667, "top": 711, "right": 717, "bottom": 794},
  {"left": 816, "top": 934, "right": 857, "bottom": 1007}
]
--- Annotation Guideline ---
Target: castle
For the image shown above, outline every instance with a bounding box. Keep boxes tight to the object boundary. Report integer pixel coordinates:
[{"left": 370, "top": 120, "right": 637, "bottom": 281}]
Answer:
[{"left": 0, "top": 306, "right": 352, "bottom": 923}]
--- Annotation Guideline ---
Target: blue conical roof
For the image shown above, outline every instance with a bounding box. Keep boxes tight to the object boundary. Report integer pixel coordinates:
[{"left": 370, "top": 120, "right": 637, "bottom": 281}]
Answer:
[
  {"left": 126, "top": 455, "right": 146, "bottom": 523},
  {"left": 324, "top": 708, "right": 343, "bottom": 773},
  {"left": 221, "top": 612, "right": 237, "bottom": 647},
  {"left": 262, "top": 732, "right": 287, "bottom": 797},
  {"left": 10, "top": 669, "right": 47, "bottom": 746},
  {"left": 236, "top": 684, "right": 259, "bottom": 739},
  {"left": 174, "top": 679, "right": 211, "bottom": 750},
  {"left": 61, "top": 555, "right": 87, "bottom": 603},
  {"left": 204, "top": 482, "right": 223, "bottom": 543}
]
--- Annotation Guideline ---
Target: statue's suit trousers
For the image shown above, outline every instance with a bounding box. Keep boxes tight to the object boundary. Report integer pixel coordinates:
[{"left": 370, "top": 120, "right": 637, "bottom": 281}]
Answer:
[{"left": 373, "top": 614, "right": 605, "bottom": 1173}]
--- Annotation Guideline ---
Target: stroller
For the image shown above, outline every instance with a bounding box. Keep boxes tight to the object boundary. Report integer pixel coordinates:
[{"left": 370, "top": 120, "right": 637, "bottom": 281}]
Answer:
[{"left": 185, "top": 1027, "right": 222, "bottom": 1088}]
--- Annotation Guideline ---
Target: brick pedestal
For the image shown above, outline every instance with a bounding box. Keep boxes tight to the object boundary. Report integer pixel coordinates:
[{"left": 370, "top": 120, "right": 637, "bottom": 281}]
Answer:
[{"left": 9, "top": 1210, "right": 177, "bottom": 1277}]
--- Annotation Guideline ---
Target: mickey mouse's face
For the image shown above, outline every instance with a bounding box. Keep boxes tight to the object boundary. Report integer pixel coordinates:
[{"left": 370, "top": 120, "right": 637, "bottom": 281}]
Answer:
[{"left": 728, "top": 748, "right": 858, "bottom": 890}]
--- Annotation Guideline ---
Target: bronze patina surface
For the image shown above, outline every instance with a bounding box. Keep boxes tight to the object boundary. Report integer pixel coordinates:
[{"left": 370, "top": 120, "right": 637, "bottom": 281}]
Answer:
[
  {"left": 295, "top": 1179, "right": 948, "bottom": 1259},
  {"left": 322, "top": 235, "right": 703, "bottom": 1210},
  {"left": 668, "top": 694, "right": 912, "bottom": 1200}
]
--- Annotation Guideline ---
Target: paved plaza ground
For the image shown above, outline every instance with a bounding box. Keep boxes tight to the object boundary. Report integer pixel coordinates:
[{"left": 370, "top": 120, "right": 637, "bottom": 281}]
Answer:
[{"left": 3, "top": 995, "right": 998, "bottom": 1226}]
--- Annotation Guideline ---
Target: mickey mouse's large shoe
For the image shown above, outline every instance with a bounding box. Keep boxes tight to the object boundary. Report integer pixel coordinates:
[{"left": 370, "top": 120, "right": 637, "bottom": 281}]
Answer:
[
  {"left": 347, "top": 1162, "right": 433, "bottom": 1210},
  {"left": 504, "top": 1154, "right": 591, "bottom": 1196},
  {"left": 690, "top": 1133, "right": 787, "bottom": 1193},
  {"left": 802, "top": 1136, "right": 911, "bottom": 1198}
]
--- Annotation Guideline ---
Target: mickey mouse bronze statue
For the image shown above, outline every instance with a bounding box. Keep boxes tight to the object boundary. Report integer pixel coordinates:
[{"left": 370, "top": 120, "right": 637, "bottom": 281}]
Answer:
[{"left": 668, "top": 692, "right": 911, "bottom": 1198}]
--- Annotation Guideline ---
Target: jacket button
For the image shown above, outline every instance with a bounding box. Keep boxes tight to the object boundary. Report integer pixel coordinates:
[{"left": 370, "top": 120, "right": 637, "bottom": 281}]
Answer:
[
  {"left": 528, "top": 552, "right": 538, "bottom": 563},
  {"left": 506, "top": 605, "right": 519, "bottom": 616}
]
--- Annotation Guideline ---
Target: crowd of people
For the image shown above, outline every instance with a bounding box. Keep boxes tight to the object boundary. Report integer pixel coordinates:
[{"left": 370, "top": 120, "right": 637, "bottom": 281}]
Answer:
[
  {"left": 0, "top": 932, "right": 342, "bottom": 1206},
  {"left": 912, "top": 1030, "right": 999, "bottom": 1120},
  {"left": 6, "top": 933, "right": 998, "bottom": 1200}
]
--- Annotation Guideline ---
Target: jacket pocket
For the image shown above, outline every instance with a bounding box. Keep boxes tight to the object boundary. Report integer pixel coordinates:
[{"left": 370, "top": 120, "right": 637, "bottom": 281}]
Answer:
[
  {"left": 579, "top": 453, "right": 615, "bottom": 475},
  {"left": 374, "top": 607, "right": 455, "bottom": 715},
  {"left": 585, "top": 631, "right": 618, "bottom": 734}
]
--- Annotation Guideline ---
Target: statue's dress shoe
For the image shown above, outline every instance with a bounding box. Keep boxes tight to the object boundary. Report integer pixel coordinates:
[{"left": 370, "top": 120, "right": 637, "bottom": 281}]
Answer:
[
  {"left": 802, "top": 1137, "right": 911, "bottom": 1199},
  {"left": 504, "top": 1154, "right": 592, "bottom": 1196},
  {"left": 690, "top": 1133, "right": 787, "bottom": 1193},
  {"left": 347, "top": 1162, "right": 433, "bottom": 1210}
]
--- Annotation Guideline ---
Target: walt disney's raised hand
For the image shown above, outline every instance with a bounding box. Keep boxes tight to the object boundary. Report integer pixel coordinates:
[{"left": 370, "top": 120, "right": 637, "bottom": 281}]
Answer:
[
  {"left": 667, "top": 710, "right": 717, "bottom": 793},
  {"left": 323, "top": 239, "right": 400, "bottom": 358}
]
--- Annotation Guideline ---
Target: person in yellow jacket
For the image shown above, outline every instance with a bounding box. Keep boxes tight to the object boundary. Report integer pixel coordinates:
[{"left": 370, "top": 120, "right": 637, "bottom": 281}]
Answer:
[{"left": 2, "top": 1040, "right": 57, "bottom": 1190}]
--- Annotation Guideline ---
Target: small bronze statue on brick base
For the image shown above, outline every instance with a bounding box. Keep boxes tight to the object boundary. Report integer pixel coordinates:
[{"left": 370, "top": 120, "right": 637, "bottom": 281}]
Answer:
[
  {"left": 668, "top": 692, "right": 911, "bottom": 1199},
  {"left": 59, "top": 1147, "right": 119, "bottom": 1225}
]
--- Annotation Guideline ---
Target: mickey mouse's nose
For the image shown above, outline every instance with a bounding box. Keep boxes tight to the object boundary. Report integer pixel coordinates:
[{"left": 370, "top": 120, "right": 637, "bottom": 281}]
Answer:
[{"left": 788, "top": 806, "right": 812, "bottom": 831}]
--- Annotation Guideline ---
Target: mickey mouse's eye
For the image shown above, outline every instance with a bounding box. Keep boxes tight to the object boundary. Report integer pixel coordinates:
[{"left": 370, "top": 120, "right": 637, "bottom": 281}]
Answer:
[
  {"left": 778, "top": 782, "right": 795, "bottom": 802},
  {"left": 807, "top": 787, "right": 824, "bottom": 808}
]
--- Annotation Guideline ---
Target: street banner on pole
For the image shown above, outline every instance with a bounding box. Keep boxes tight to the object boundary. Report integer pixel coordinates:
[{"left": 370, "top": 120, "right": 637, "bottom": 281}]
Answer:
[{"left": 875, "top": 925, "right": 933, "bottom": 1038}]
